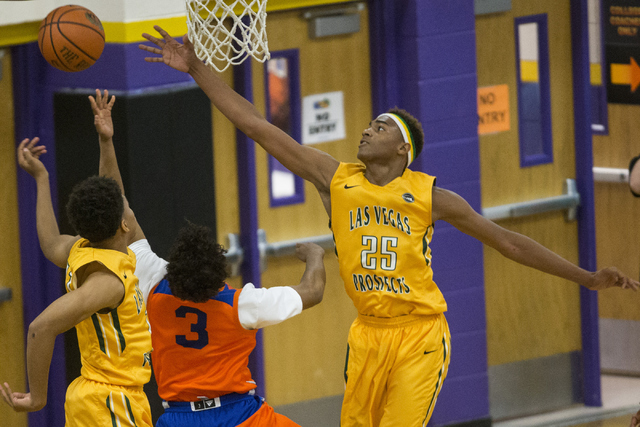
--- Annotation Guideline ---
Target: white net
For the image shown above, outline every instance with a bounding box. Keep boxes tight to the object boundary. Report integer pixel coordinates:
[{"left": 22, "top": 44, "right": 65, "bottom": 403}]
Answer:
[{"left": 186, "top": 0, "right": 270, "bottom": 72}]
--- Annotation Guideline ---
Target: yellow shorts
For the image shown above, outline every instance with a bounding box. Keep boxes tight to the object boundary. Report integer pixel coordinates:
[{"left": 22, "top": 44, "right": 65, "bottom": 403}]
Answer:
[
  {"left": 65, "top": 377, "right": 152, "bottom": 427},
  {"left": 341, "top": 313, "right": 451, "bottom": 427}
]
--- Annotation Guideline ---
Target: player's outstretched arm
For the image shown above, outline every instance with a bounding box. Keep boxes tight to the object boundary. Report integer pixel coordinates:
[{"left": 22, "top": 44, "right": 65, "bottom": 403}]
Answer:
[
  {"left": 139, "top": 26, "right": 339, "bottom": 193},
  {"left": 89, "top": 89, "right": 125, "bottom": 193},
  {"left": 290, "top": 243, "right": 327, "bottom": 309},
  {"left": 432, "top": 186, "right": 640, "bottom": 291},
  {"left": 16, "top": 138, "right": 78, "bottom": 268},
  {"left": 89, "top": 90, "right": 146, "bottom": 244},
  {"left": 0, "top": 268, "right": 124, "bottom": 412}
]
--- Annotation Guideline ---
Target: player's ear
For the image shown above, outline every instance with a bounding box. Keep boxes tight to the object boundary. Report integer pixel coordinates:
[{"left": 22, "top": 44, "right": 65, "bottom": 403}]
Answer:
[
  {"left": 120, "top": 218, "right": 130, "bottom": 233},
  {"left": 398, "top": 142, "right": 410, "bottom": 156}
]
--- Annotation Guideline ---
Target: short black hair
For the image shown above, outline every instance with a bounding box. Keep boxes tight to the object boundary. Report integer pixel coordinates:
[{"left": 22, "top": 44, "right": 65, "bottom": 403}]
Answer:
[
  {"left": 387, "top": 107, "right": 425, "bottom": 159},
  {"left": 66, "top": 176, "right": 124, "bottom": 243},
  {"left": 165, "top": 222, "right": 228, "bottom": 303}
]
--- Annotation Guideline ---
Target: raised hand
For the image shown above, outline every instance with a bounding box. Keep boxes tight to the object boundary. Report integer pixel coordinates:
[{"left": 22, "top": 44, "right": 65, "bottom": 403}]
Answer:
[
  {"left": 16, "top": 138, "right": 47, "bottom": 179},
  {"left": 89, "top": 89, "right": 116, "bottom": 141},
  {"left": 139, "top": 25, "right": 199, "bottom": 73},
  {"left": 587, "top": 267, "right": 640, "bottom": 291},
  {"left": 1, "top": 382, "right": 43, "bottom": 412}
]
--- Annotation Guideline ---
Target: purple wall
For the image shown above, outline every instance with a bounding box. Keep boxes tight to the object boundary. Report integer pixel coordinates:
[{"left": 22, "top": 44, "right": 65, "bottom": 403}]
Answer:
[{"left": 370, "top": 1, "right": 490, "bottom": 425}]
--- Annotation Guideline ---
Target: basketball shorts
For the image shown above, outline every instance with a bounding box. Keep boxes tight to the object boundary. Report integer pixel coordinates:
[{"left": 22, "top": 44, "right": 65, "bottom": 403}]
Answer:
[
  {"left": 65, "top": 376, "right": 152, "bottom": 427},
  {"left": 157, "top": 393, "right": 299, "bottom": 427},
  {"left": 341, "top": 313, "right": 451, "bottom": 427}
]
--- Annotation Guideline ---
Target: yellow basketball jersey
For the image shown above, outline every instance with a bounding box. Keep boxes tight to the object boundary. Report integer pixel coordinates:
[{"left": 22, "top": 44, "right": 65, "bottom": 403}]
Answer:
[
  {"left": 330, "top": 162, "right": 447, "bottom": 318},
  {"left": 65, "top": 239, "right": 152, "bottom": 386}
]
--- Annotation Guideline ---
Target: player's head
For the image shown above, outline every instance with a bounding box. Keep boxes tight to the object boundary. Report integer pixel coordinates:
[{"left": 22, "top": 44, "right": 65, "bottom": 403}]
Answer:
[
  {"left": 66, "top": 176, "right": 127, "bottom": 243},
  {"left": 386, "top": 108, "right": 424, "bottom": 162},
  {"left": 359, "top": 108, "right": 424, "bottom": 168},
  {"left": 165, "top": 222, "right": 228, "bottom": 303}
]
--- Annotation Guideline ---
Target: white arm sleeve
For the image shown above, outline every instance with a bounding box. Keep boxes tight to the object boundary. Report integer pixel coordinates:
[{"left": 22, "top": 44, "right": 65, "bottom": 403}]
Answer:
[
  {"left": 129, "top": 239, "right": 168, "bottom": 302},
  {"left": 237, "top": 283, "right": 304, "bottom": 330}
]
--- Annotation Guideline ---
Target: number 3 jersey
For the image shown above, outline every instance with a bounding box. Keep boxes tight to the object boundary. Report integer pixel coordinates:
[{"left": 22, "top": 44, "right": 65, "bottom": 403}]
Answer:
[
  {"left": 146, "top": 281, "right": 258, "bottom": 402},
  {"left": 65, "top": 238, "right": 153, "bottom": 386},
  {"left": 330, "top": 162, "right": 447, "bottom": 318}
]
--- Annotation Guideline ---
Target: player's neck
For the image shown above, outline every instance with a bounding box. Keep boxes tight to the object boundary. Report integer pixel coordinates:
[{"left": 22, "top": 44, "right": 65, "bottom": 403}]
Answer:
[
  {"left": 88, "top": 232, "right": 129, "bottom": 254},
  {"left": 363, "top": 160, "right": 406, "bottom": 186}
]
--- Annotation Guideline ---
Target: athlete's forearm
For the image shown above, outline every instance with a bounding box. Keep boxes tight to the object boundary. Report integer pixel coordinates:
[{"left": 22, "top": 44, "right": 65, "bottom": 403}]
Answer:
[
  {"left": 34, "top": 173, "right": 63, "bottom": 263},
  {"left": 500, "top": 231, "right": 594, "bottom": 286},
  {"left": 98, "top": 138, "right": 125, "bottom": 194},
  {"left": 189, "top": 60, "right": 266, "bottom": 138},
  {"left": 296, "top": 255, "right": 327, "bottom": 310},
  {"left": 24, "top": 319, "right": 55, "bottom": 411}
]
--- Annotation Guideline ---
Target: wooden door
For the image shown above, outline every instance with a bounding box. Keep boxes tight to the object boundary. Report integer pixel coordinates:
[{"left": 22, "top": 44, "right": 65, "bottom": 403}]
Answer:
[
  {"left": 594, "top": 104, "right": 640, "bottom": 373},
  {"left": 0, "top": 48, "right": 28, "bottom": 427},
  {"left": 476, "top": 0, "right": 583, "bottom": 419},
  {"left": 250, "top": 5, "right": 371, "bottom": 407}
]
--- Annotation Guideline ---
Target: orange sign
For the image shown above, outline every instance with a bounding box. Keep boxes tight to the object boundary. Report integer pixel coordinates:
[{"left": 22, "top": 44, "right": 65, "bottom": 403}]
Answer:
[
  {"left": 610, "top": 56, "right": 640, "bottom": 92},
  {"left": 478, "top": 84, "right": 510, "bottom": 135}
]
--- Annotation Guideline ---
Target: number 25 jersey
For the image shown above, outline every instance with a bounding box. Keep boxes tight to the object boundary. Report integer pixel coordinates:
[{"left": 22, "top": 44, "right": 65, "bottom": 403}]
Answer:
[{"left": 330, "top": 162, "right": 447, "bottom": 318}]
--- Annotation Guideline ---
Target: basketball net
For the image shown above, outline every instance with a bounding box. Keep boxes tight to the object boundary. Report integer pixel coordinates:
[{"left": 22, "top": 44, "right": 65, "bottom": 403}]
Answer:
[{"left": 186, "top": 0, "right": 270, "bottom": 72}]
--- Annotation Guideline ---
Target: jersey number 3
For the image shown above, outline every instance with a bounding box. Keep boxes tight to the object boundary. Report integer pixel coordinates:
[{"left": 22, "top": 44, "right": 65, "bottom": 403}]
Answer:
[{"left": 175, "top": 306, "right": 209, "bottom": 350}]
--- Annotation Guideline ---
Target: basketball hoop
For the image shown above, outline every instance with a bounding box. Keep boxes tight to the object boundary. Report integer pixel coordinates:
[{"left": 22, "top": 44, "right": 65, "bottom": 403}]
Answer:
[{"left": 186, "top": 0, "right": 270, "bottom": 72}]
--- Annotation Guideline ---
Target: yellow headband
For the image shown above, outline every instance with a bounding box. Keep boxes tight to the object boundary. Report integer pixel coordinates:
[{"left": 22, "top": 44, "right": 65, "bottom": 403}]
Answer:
[{"left": 379, "top": 113, "right": 416, "bottom": 167}]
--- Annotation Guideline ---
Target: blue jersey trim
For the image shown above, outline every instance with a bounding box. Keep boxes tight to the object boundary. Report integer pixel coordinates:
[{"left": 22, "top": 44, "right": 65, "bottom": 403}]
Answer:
[
  {"left": 213, "top": 285, "right": 235, "bottom": 307},
  {"left": 154, "top": 279, "right": 172, "bottom": 295},
  {"left": 153, "top": 280, "right": 235, "bottom": 307}
]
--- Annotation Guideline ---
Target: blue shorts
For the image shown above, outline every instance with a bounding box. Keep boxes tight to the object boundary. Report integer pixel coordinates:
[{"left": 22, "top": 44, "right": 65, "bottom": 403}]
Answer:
[{"left": 157, "top": 393, "right": 262, "bottom": 427}]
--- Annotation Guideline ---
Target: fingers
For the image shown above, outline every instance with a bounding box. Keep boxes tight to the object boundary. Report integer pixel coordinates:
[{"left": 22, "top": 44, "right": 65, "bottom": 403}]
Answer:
[
  {"left": 154, "top": 25, "right": 173, "bottom": 42},
  {"left": 141, "top": 32, "right": 163, "bottom": 47},
  {"left": 25, "top": 137, "right": 40, "bottom": 150},
  {"left": 107, "top": 92, "right": 115, "bottom": 109},
  {"left": 16, "top": 138, "right": 30, "bottom": 164},
  {"left": 1, "top": 383, "right": 14, "bottom": 409},
  {"left": 626, "top": 278, "right": 640, "bottom": 291}
]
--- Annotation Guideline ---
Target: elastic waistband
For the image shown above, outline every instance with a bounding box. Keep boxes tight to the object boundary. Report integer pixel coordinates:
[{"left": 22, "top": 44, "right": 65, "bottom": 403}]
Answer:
[
  {"left": 356, "top": 313, "right": 443, "bottom": 328},
  {"left": 163, "top": 391, "right": 257, "bottom": 412}
]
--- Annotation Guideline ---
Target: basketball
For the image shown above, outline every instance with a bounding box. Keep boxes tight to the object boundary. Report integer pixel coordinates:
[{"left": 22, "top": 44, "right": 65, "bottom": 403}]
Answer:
[{"left": 38, "top": 5, "right": 105, "bottom": 72}]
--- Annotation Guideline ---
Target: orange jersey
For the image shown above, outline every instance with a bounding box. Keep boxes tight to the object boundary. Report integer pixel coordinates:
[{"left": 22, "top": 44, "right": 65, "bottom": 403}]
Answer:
[
  {"left": 147, "top": 280, "right": 258, "bottom": 402},
  {"left": 330, "top": 162, "right": 447, "bottom": 318}
]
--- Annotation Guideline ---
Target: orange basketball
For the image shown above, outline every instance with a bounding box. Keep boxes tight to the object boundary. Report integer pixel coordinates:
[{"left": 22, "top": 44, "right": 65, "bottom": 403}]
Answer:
[{"left": 38, "top": 5, "right": 105, "bottom": 72}]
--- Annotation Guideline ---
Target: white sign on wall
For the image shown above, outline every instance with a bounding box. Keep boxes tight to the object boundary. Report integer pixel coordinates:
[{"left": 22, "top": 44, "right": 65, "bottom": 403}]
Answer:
[{"left": 302, "top": 91, "right": 346, "bottom": 145}]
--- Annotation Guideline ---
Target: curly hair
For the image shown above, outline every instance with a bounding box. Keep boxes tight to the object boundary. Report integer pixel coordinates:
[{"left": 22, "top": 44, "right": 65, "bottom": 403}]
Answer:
[
  {"left": 387, "top": 107, "right": 425, "bottom": 159},
  {"left": 166, "top": 222, "right": 229, "bottom": 303},
  {"left": 66, "top": 176, "right": 124, "bottom": 243}
]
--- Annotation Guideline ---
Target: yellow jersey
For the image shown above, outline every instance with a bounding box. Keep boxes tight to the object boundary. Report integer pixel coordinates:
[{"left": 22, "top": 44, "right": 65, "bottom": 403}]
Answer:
[
  {"left": 65, "top": 239, "right": 153, "bottom": 386},
  {"left": 330, "top": 162, "right": 447, "bottom": 318}
]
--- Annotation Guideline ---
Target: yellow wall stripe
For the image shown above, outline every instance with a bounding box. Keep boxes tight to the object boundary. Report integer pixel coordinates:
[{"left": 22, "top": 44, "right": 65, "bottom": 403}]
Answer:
[
  {"left": 0, "top": 22, "right": 41, "bottom": 48},
  {"left": 103, "top": 17, "right": 188, "bottom": 43},
  {"left": 590, "top": 63, "right": 602, "bottom": 86},
  {"left": 266, "top": 0, "right": 359, "bottom": 12},
  {"left": 1, "top": 16, "right": 187, "bottom": 47},
  {"left": 520, "top": 60, "right": 539, "bottom": 83}
]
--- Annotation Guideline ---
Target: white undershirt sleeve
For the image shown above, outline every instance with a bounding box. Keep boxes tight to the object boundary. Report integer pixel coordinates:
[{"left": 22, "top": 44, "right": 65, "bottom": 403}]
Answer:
[
  {"left": 129, "top": 239, "right": 168, "bottom": 302},
  {"left": 237, "top": 283, "right": 304, "bottom": 330}
]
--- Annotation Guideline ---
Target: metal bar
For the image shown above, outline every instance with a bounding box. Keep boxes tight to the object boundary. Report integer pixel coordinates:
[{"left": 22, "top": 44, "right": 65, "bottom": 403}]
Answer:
[
  {"left": 593, "top": 166, "right": 628, "bottom": 183},
  {"left": 0, "top": 287, "right": 11, "bottom": 303},
  {"left": 481, "top": 179, "right": 580, "bottom": 221},
  {"left": 265, "top": 232, "right": 335, "bottom": 257}
]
